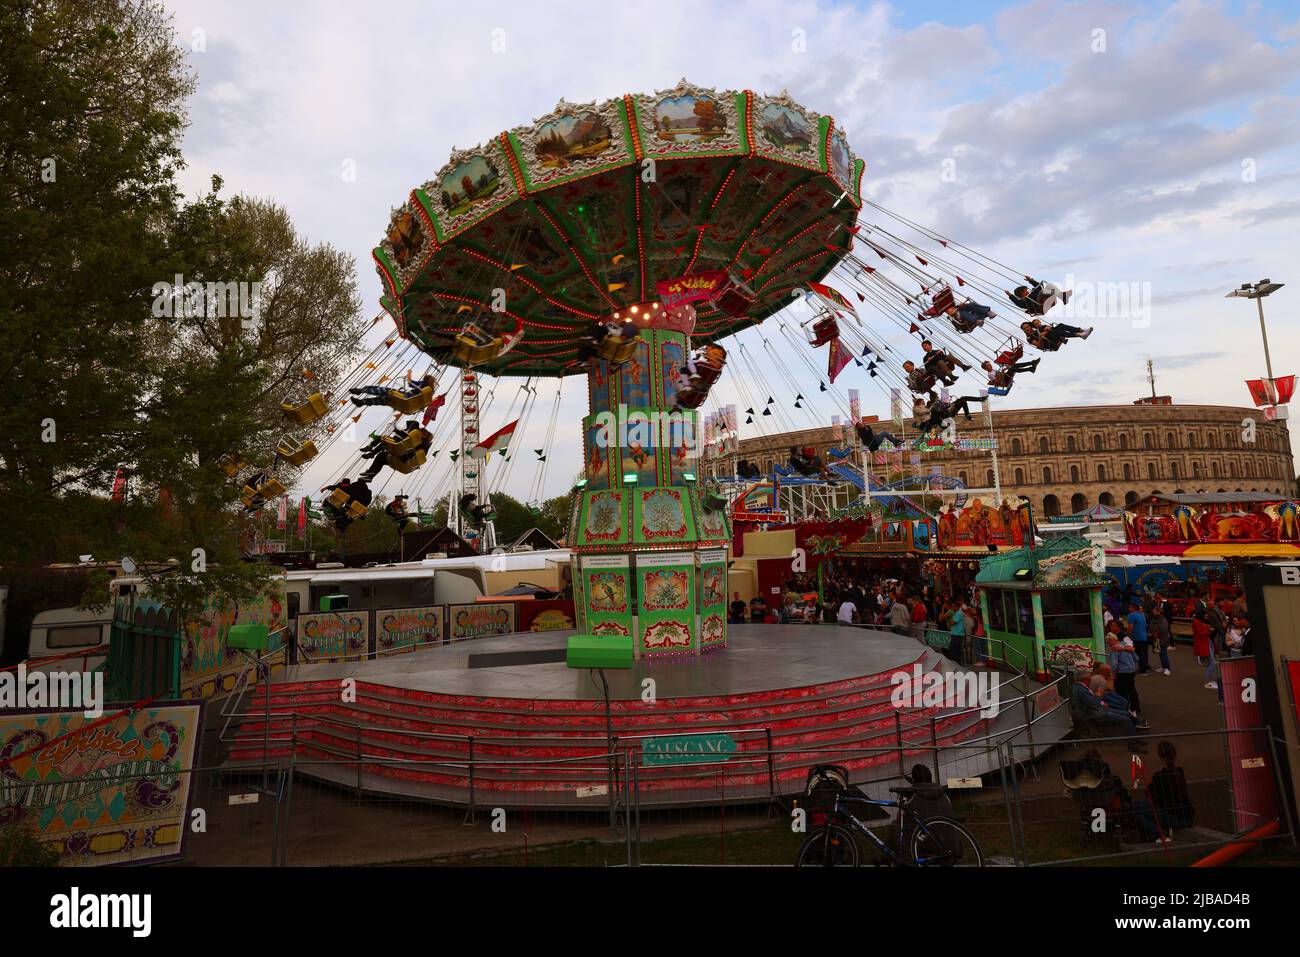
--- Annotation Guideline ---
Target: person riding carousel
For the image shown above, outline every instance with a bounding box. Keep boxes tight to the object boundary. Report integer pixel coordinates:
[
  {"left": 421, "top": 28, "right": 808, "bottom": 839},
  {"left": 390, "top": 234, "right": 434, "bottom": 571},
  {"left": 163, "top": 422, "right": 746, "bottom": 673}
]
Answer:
[
  {"left": 323, "top": 477, "right": 372, "bottom": 532},
  {"left": 1020, "top": 318, "right": 1092, "bottom": 351},
  {"left": 982, "top": 356, "right": 1040, "bottom": 392},
  {"left": 737, "top": 459, "right": 763, "bottom": 481},
  {"left": 350, "top": 372, "right": 437, "bottom": 408},
  {"left": 578, "top": 318, "right": 640, "bottom": 362},
  {"left": 921, "top": 339, "right": 970, "bottom": 385},
  {"left": 948, "top": 299, "right": 995, "bottom": 334},
  {"left": 855, "top": 421, "right": 901, "bottom": 452},
  {"left": 458, "top": 492, "right": 496, "bottom": 527},
  {"left": 359, "top": 419, "right": 432, "bottom": 480},
  {"left": 1006, "top": 277, "right": 1071, "bottom": 316},
  {"left": 902, "top": 360, "right": 938, "bottom": 395},
  {"left": 788, "top": 445, "right": 829, "bottom": 478},
  {"left": 385, "top": 495, "right": 410, "bottom": 531}
]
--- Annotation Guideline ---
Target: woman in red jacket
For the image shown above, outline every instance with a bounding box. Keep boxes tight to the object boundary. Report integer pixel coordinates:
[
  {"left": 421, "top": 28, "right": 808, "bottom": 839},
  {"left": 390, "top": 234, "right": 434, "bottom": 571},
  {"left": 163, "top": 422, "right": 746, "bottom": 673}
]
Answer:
[{"left": 1192, "top": 613, "right": 1217, "bottom": 690}]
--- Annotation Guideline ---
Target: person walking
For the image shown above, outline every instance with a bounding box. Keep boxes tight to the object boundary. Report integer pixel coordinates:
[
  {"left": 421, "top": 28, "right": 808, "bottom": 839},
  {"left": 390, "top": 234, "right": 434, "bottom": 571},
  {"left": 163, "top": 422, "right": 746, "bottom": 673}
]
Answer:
[
  {"left": 1126, "top": 601, "right": 1151, "bottom": 674},
  {"left": 1192, "top": 611, "right": 1218, "bottom": 690},
  {"left": 1149, "top": 605, "right": 1173, "bottom": 675},
  {"left": 1107, "top": 629, "right": 1144, "bottom": 725}
]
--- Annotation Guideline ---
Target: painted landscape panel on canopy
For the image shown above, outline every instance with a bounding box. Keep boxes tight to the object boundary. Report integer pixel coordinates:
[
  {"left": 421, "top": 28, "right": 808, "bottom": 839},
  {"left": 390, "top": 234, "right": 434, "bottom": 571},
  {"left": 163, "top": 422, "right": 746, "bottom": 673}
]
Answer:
[{"left": 633, "top": 82, "right": 746, "bottom": 159}]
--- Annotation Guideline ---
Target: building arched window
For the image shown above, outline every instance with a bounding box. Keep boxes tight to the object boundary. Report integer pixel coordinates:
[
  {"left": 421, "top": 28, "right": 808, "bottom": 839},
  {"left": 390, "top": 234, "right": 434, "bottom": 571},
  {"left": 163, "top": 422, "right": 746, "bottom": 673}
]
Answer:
[
  {"left": 1170, "top": 461, "right": 1180, "bottom": 479},
  {"left": 1043, "top": 494, "right": 1060, "bottom": 517},
  {"left": 1043, "top": 466, "right": 1053, "bottom": 484},
  {"left": 1099, "top": 492, "right": 1114, "bottom": 507},
  {"left": 1207, "top": 432, "right": 1216, "bottom": 448},
  {"left": 1014, "top": 467, "right": 1025, "bottom": 485},
  {"left": 1124, "top": 490, "right": 1139, "bottom": 506},
  {"left": 1188, "top": 433, "right": 1198, "bottom": 449},
  {"left": 1120, "top": 434, "right": 1130, "bottom": 450},
  {"left": 1166, "top": 431, "right": 1177, "bottom": 448},
  {"left": 1070, "top": 465, "right": 1080, "bottom": 483},
  {"left": 959, "top": 470, "right": 968, "bottom": 484},
  {"left": 1011, "top": 437, "right": 1023, "bottom": 455},
  {"left": 1039, "top": 437, "right": 1050, "bottom": 453},
  {"left": 1093, "top": 435, "right": 1104, "bottom": 452},
  {"left": 1123, "top": 463, "right": 1133, "bottom": 480},
  {"left": 986, "top": 469, "right": 995, "bottom": 486},
  {"left": 1148, "top": 462, "right": 1158, "bottom": 480},
  {"left": 1067, "top": 436, "right": 1077, "bottom": 452},
  {"left": 1097, "top": 464, "right": 1107, "bottom": 481},
  {"left": 1071, "top": 493, "right": 1087, "bottom": 513},
  {"left": 1143, "top": 433, "right": 1153, "bottom": 449},
  {"left": 1212, "top": 462, "right": 1220, "bottom": 478}
]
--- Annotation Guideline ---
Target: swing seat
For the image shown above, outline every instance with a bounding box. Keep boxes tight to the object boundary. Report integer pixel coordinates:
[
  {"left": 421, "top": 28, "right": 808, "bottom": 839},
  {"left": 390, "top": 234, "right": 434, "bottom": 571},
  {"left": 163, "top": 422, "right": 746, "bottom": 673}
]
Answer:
[
  {"left": 389, "top": 447, "right": 428, "bottom": 475},
  {"left": 281, "top": 392, "right": 329, "bottom": 424},
  {"left": 275, "top": 438, "right": 318, "bottom": 466},
  {"left": 385, "top": 384, "right": 434, "bottom": 415},
  {"left": 379, "top": 430, "right": 424, "bottom": 456},
  {"left": 922, "top": 285, "right": 956, "bottom": 317},
  {"left": 325, "top": 487, "right": 369, "bottom": 520},
  {"left": 995, "top": 344, "right": 1024, "bottom": 366},
  {"left": 987, "top": 386, "right": 1011, "bottom": 396},
  {"left": 217, "top": 454, "right": 249, "bottom": 478},
  {"left": 674, "top": 385, "right": 708, "bottom": 409},
  {"left": 716, "top": 285, "right": 753, "bottom": 318},
  {"left": 808, "top": 316, "right": 839, "bottom": 347},
  {"left": 594, "top": 334, "right": 640, "bottom": 364},
  {"left": 240, "top": 476, "right": 286, "bottom": 509},
  {"left": 452, "top": 327, "right": 504, "bottom": 365},
  {"left": 694, "top": 347, "right": 726, "bottom": 386}
]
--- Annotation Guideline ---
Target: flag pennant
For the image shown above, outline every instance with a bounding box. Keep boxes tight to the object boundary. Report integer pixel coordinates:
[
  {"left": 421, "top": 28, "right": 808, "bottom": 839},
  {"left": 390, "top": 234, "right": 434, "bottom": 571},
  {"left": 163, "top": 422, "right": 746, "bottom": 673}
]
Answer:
[{"left": 471, "top": 419, "right": 518, "bottom": 459}]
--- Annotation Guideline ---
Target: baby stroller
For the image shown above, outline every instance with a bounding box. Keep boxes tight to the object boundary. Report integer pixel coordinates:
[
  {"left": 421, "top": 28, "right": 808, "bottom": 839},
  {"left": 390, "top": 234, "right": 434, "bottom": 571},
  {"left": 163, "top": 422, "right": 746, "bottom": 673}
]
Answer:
[{"left": 1060, "top": 757, "right": 1133, "bottom": 846}]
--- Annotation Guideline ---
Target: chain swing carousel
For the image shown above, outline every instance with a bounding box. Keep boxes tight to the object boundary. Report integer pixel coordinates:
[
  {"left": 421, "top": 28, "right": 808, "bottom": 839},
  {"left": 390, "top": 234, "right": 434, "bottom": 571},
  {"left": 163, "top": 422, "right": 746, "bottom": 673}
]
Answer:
[{"left": 373, "top": 81, "right": 869, "bottom": 662}]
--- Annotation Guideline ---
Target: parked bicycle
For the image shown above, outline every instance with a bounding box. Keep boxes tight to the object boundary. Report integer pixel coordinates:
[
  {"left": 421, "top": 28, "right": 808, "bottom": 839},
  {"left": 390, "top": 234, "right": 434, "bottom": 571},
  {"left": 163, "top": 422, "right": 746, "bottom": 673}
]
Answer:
[{"left": 795, "top": 784, "right": 984, "bottom": 867}]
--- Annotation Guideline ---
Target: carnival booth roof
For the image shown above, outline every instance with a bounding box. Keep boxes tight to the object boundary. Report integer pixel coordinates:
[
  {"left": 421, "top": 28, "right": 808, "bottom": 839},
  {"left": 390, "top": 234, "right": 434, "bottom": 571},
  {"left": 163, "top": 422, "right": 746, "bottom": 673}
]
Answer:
[{"left": 976, "top": 533, "right": 1107, "bottom": 587}]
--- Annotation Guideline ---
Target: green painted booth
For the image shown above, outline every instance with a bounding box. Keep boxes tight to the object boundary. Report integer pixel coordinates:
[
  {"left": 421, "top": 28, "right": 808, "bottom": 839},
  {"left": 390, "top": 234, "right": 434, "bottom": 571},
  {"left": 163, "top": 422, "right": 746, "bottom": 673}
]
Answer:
[{"left": 975, "top": 534, "right": 1106, "bottom": 677}]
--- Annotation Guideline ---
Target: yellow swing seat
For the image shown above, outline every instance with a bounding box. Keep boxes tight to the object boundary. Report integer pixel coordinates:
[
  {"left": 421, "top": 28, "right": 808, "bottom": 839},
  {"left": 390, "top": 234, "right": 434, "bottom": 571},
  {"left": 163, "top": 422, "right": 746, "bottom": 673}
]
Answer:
[
  {"left": 240, "top": 476, "right": 286, "bottom": 509},
  {"left": 453, "top": 333, "right": 503, "bottom": 366},
  {"left": 379, "top": 430, "right": 424, "bottom": 456},
  {"left": 595, "top": 334, "right": 641, "bottom": 364},
  {"left": 389, "top": 448, "right": 428, "bottom": 475},
  {"left": 281, "top": 392, "right": 329, "bottom": 424},
  {"left": 325, "top": 487, "right": 369, "bottom": 520},
  {"left": 385, "top": 384, "right": 434, "bottom": 414},
  {"left": 275, "top": 438, "right": 319, "bottom": 466},
  {"left": 217, "top": 453, "right": 249, "bottom": 478}
]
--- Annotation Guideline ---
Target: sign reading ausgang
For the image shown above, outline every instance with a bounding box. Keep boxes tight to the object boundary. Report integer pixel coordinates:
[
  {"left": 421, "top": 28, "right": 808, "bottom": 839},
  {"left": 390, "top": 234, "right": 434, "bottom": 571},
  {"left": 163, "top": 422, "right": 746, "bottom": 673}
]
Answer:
[{"left": 641, "top": 733, "right": 737, "bottom": 766}]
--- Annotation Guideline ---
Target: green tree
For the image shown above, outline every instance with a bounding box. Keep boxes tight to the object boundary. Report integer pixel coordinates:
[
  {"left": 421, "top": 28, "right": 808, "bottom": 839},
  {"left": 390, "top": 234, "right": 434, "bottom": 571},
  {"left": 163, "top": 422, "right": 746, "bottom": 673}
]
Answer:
[{"left": 0, "top": 1, "right": 366, "bottom": 622}]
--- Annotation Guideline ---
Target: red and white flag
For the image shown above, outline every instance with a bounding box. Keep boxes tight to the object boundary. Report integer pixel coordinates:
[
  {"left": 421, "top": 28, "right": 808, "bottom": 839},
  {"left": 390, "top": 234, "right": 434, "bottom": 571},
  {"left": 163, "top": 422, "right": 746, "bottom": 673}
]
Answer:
[
  {"left": 827, "top": 338, "right": 851, "bottom": 384},
  {"left": 276, "top": 495, "right": 288, "bottom": 530},
  {"left": 297, "top": 497, "right": 307, "bottom": 537},
  {"left": 471, "top": 419, "right": 518, "bottom": 459},
  {"left": 1246, "top": 375, "right": 1296, "bottom": 407},
  {"left": 110, "top": 469, "right": 126, "bottom": 503}
]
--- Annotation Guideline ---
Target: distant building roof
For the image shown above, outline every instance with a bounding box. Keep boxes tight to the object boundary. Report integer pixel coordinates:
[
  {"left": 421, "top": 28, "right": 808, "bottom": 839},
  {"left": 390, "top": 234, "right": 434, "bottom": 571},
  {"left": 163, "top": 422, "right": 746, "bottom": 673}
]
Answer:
[
  {"left": 1145, "top": 492, "right": 1284, "bottom": 506},
  {"left": 511, "top": 527, "right": 559, "bottom": 552}
]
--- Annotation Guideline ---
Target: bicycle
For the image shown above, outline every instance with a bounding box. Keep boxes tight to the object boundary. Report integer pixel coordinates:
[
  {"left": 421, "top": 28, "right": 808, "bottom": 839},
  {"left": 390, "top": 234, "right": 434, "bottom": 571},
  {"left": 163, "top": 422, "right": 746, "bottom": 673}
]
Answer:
[{"left": 795, "top": 785, "right": 985, "bottom": 867}]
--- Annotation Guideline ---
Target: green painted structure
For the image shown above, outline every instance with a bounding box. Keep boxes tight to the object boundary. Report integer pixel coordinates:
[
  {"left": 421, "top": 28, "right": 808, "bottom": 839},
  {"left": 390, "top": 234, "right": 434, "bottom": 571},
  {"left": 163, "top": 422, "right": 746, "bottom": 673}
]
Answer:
[{"left": 975, "top": 534, "right": 1107, "bottom": 676}]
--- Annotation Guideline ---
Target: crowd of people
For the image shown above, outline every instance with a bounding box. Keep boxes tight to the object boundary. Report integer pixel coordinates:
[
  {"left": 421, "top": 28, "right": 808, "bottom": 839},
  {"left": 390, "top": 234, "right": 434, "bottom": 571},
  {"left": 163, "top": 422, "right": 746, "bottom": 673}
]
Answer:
[{"left": 727, "top": 570, "right": 986, "bottom": 666}]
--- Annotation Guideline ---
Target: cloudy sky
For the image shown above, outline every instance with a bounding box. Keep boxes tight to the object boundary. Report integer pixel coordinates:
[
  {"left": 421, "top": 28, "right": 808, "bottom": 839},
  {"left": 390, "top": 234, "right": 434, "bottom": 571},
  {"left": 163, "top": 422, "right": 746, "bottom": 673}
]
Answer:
[{"left": 166, "top": 0, "right": 1300, "bottom": 503}]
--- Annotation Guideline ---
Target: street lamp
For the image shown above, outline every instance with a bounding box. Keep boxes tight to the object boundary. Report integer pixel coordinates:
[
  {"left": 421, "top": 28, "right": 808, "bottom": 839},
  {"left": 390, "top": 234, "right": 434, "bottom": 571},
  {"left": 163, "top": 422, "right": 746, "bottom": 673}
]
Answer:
[{"left": 1226, "top": 279, "right": 1285, "bottom": 416}]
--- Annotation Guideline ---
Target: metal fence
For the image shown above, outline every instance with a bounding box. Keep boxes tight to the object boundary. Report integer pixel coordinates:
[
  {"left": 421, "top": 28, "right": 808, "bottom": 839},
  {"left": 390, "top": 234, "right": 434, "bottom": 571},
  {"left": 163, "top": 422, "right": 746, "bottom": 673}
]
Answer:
[{"left": 5, "top": 724, "right": 1293, "bottom": 868}]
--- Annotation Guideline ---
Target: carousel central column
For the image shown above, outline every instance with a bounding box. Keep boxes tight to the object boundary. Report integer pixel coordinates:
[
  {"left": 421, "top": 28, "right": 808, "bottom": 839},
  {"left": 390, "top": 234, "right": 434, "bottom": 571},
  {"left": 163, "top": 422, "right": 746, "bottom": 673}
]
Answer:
[{"left": 569, "top": 305, "right": 731, "bottom": 660}]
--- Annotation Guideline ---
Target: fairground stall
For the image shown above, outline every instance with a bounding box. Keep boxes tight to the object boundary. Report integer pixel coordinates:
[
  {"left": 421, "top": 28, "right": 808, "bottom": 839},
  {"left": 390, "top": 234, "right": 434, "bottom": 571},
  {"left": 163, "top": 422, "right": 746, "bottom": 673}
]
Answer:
[{"left": 975, "top": 533, "right": 1107, "bottom": 678}]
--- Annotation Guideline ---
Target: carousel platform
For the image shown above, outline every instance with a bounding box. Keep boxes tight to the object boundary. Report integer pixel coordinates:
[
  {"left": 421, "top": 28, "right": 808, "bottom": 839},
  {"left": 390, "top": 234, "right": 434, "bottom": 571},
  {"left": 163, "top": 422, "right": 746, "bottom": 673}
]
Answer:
[{"left": 225, "top": 625, "right": 1070, "bottom": 808}]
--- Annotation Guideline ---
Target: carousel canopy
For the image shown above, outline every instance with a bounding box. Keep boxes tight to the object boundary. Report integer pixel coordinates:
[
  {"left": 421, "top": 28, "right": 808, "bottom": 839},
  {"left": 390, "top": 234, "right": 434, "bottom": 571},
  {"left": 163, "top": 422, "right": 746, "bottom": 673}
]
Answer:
[
  {"left": 373, "top": 80, "right": 863, "bottom": 377},
  {"left": 1143, "top": 492, "right": 1284, "bottom": 506}
]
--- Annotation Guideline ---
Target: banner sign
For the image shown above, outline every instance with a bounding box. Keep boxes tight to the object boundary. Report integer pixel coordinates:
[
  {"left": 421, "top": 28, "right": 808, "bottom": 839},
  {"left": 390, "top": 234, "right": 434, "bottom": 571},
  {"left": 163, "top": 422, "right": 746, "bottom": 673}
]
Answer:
[
  {"left": 297, "top": 610, "right": 369, "bottom": 662},
  {"left": 447, "top": 602, "right": 516, "bottom": 640},
  {"left": 375, "top": 606, "right": 443, "bottom": 655},
  {"left": 642, "top": 733, "right": 736, "bottom": 767},
  {"left": 656, "top": 270, "right": 727, "bottom": 309},
  {"left": 516, "top": 599, "right": 576, "bottom": 632},
  {"left": 0, "top": 701, "right": 203, "bottom": 865}
]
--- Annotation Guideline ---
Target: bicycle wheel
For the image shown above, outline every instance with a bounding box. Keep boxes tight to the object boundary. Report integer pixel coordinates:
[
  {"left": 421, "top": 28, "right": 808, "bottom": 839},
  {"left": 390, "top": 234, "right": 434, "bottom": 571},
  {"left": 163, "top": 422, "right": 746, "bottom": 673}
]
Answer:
[
  {"left": 796, "top": 825, "right": 861, "bottom": 867},
  {"left": 908, "top": 816, "right": 984, "bottom": 867}
]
